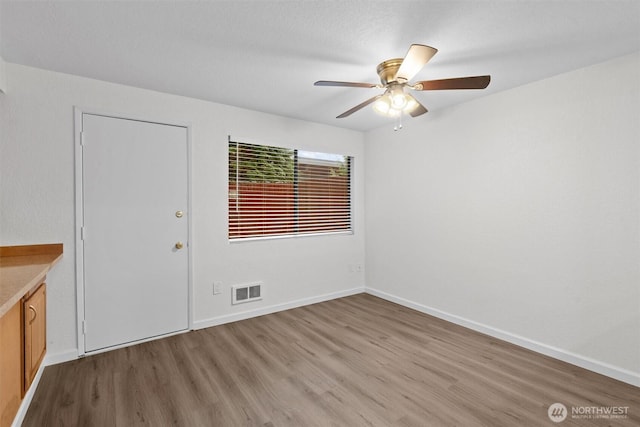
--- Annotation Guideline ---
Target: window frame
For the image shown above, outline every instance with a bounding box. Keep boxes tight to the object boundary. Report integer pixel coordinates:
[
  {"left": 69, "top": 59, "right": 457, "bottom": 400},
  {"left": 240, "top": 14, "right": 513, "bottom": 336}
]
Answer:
[{"left": 228, "top": 139, "right": 354, "bottom": 242}]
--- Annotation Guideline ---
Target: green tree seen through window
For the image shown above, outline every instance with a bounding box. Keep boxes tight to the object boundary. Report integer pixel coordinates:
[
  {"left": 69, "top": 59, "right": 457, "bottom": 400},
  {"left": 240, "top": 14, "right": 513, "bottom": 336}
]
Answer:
[{"left": 229, "top": 143, "right": 294, "bottom": 183}]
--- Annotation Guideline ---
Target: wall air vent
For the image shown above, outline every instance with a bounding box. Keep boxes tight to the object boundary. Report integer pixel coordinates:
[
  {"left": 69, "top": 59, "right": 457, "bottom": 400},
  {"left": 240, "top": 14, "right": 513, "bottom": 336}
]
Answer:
[{"left": 232, "top": 282, "right": 263, "bottom": 305}]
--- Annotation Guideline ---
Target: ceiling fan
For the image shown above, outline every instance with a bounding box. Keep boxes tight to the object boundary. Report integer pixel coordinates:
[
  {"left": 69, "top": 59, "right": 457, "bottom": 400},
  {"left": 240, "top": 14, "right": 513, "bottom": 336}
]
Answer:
[{"left": 314, "top": 44, "right": 491, "bottom": 125}]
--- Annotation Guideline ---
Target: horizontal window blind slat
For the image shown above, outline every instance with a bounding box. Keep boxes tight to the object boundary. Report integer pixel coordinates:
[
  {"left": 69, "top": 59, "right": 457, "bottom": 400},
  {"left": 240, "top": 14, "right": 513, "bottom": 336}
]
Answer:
[
  {"left": 229, "top": 221, "right": 353, "bottom": 232},
  {"left": 230, "top": 217, "right": 351, "bottom": 225},
  {"left": 230, "top": 223, "right": 352, "bottom": 227}
]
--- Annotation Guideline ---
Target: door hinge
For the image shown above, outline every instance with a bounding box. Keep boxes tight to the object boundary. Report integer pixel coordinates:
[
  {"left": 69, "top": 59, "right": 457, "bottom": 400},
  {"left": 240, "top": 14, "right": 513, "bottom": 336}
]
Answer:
[
  {"left": 80, "top": 131, "right": 85, "bottom": 146},
  {"left": 82, "top": 320, "right": 87, "bottom": 334},
  {"left": 80, "top": 226, "right": 86, "bottom": 240}
]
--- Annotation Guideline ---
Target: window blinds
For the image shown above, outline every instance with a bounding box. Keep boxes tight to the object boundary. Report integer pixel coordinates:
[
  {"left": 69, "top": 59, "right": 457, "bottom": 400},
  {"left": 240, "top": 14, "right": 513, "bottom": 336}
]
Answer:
[{"left": 229, "top": 140, "right": 352, "bottom": 239}]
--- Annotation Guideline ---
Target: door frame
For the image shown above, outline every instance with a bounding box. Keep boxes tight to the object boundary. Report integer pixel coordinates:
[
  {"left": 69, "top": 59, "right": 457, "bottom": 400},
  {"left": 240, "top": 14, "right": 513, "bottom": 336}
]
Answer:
[{"left": 73, "top": 106, "right": 193, "bottom": 356}]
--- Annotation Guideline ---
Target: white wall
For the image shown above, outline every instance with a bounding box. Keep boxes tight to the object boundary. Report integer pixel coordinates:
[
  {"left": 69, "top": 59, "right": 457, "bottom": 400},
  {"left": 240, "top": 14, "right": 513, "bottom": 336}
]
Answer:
[
  {"left": 0, "top": 63, "right": 366, "bottom": 359},
  {"left": 365, "top": 52, "right": 640, "bottom": 384},
  {"left": 0, "top": 56, "right": 6, "bottom": 93},
  {"left": 2, "top": 52, "right": 637, "bottom": 385}
]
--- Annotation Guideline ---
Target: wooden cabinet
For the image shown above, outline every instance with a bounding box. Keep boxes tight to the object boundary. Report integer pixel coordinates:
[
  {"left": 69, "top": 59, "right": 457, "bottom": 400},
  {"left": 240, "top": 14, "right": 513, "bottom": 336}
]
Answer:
[
  {"left": 0, "top": 281, "right": 47, "bottom": 427},
  {"left": 0, "top": 304, "right": 22, "bottom": 427},
  {"left": 23, "top": 283, "right": 46, "bottom": 393},
  {"left": 0, "top": 244, "right": 60, "bottom": 427}
]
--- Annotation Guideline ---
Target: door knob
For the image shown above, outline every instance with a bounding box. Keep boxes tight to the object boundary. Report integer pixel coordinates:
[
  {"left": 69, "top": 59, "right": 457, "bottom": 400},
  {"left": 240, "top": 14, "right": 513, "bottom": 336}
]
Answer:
[
  {"left": 175, "top": 210, "right": 184, "bottom": 218},
  {"left": 175, "top": 242, "right": 184, "bottom": 250}
]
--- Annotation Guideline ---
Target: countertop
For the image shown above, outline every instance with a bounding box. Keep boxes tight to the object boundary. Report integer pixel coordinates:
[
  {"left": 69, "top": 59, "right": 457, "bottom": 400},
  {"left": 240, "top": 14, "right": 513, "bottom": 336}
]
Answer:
[{"left": 0, "top": 244, "right": 63, "bottom": 318}]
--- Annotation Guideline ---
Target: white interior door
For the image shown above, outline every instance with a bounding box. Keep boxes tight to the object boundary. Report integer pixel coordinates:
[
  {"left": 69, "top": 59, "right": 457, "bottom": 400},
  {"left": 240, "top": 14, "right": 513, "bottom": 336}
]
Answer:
[{"left": 81, "top": 113, "right": 189, "bottom": 353}]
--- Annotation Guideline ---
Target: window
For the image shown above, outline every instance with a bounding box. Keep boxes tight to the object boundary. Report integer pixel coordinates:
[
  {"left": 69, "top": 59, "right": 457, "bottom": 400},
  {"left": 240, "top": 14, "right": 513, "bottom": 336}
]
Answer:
[{"left": 229, "top": 140, "right": 352, "bottom": 240}]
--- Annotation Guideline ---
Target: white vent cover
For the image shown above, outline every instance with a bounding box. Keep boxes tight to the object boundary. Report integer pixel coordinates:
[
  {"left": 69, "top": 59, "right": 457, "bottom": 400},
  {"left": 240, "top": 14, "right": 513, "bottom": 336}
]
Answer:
[{"left": 232, "top": 282, "right": 263, "bottom": 305}]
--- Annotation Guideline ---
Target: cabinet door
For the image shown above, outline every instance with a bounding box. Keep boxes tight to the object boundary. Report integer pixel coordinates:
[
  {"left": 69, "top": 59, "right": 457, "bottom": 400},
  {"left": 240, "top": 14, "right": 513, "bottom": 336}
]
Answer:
[{"left": 23, "top": 283, "right": 46, "bottom": 391}]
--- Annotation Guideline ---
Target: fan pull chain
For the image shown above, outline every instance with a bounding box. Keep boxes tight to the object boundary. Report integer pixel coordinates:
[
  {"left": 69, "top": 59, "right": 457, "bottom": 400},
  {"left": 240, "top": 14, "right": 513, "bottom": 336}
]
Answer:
[{"left": 393, "top": 114, "right": 403, "bottom": 131}]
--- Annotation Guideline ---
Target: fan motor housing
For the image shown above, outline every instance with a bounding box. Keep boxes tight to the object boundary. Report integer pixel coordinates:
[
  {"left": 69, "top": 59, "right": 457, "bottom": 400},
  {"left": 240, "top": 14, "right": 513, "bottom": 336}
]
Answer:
[{"left": 376, "top": 58, "right": 404, "bottom": 85}]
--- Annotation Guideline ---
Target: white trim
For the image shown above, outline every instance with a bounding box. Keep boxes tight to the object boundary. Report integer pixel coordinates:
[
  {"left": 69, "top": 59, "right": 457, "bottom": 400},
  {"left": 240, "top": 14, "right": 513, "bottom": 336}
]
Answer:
[
  {"left": 73, "top": 107, "right": 85, "bottom": 355},
  {"left": 350, "top": 155, "right": 357, "bottom": 236},
  {"left": 73, "top": 107, "right": 193, "bottom": 356},
  {"left": 11, "top": 356, "right": 46, "bottom": 427},
  {"left": 83, "top": 329, "right": 189, "bottom": 357},
  {"left": 24, "top": 284, "right": 638, "bottom": 394},
  {"left": 74, "top": 106, "right": 192, "bottom": 129},
  {"left": 193, "top": 287, "right": 365, "bottom": 330},
  {"left": 365, "top": 287, "right": 640, "bottom": 387},
  {"left": 185, "top": 124, "right": 194, "bottom": 331},
  {"left": 43, "top": 349, "right": 81, "bottom": 366},
  {"left": 229, "top": 230, "right": 353, "bottom": 244}
]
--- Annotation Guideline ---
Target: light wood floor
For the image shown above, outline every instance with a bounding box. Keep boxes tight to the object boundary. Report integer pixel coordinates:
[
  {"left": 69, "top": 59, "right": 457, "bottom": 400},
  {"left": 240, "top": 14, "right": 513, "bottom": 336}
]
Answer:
[{"left": 24, "top": 293, "right": 639, "bottom": 426}]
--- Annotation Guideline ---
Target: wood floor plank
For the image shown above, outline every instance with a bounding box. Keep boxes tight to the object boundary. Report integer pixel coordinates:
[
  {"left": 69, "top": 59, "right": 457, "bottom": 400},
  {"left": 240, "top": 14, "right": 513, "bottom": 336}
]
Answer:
[{"left": 23, "top": 294, "right": 640, "bottom": 426}]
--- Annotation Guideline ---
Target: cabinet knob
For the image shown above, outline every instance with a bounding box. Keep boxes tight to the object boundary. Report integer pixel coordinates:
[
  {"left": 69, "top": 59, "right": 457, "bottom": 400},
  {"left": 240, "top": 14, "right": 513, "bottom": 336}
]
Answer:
[{"left": 175, "top": 242, "right": 184, "bottom": 250}]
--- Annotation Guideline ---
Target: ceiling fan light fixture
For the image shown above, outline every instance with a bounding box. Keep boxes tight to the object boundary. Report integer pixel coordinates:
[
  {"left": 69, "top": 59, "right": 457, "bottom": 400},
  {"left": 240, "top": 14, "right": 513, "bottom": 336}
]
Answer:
[
  {"left": 373, "top": 94, "right": 403, "bottom": 117},
  {"left": 390, "top": 88, "right": 408, "bottom": 109},
  {"left": 372, "top": 95, "right": 391, "bottom": 115},
  {"left": 373, "top": 89, "right": 414, "bottom": 117}
]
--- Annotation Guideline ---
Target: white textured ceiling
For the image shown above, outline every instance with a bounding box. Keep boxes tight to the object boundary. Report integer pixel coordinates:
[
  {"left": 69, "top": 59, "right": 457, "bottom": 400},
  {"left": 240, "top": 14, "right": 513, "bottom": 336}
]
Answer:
[{"left": 1, "top": 0, "right": 639, "bottom": 131}]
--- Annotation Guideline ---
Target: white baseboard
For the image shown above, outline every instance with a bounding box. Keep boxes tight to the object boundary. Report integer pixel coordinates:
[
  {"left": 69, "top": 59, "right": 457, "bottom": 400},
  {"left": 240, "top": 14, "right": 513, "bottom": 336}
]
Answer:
[
  {"left": 193, "top": 286, "right": 365, "bottom": 330},
  {"left": 42, "top": 287, "right": 366, "bottom": 369},
  {"left": 11, "top": 357, "right": 46, "bottom": 427},
  {"left": 44, "top": 349, "right": 79, "bottom": 366},
  {"left": 11, "top": 350, "right": 80, "bottom": 426},
  {"left": 36, "top": 285, "right": 638, "bottom": 394},
  {"left": 11, "top": 349, "right": 80, "bottom": 426},
  {"left": 365, "top": 287, "right": 640, "bottom": 387}
]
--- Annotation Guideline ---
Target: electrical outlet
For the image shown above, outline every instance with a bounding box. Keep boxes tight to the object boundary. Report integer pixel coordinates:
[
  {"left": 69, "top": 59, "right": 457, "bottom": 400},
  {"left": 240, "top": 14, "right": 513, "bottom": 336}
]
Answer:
[{"left": 213, "top": 282, "right": 222, "bottom": 295}]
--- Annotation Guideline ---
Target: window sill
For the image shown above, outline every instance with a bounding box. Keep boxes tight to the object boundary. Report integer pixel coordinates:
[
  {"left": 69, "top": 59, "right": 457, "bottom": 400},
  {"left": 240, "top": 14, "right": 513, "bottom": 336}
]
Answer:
[{"left": 229, "top": 230, "right": 353, "bottom": 244}]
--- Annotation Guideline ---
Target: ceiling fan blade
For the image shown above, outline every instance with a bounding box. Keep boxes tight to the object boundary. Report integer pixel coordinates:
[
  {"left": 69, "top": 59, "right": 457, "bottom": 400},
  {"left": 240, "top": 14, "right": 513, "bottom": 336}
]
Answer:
[
  {"left": 415, "top": 75, "right": 491, "bottom": 90},
  {"left": 395, "top": 44, "right": 438, "bottom": 82},
  {"left": 314, "top": 80, "right": 378, "bottom": 88},
  {"left": 336, "top": 95, "right": 382, "bottom": 118},
  {"left": 406, "top": 94, "right": 428, "bottom": 117}
]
